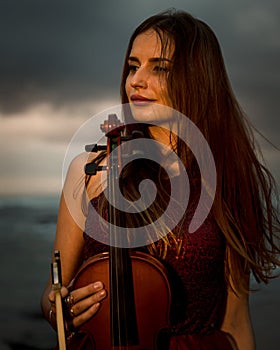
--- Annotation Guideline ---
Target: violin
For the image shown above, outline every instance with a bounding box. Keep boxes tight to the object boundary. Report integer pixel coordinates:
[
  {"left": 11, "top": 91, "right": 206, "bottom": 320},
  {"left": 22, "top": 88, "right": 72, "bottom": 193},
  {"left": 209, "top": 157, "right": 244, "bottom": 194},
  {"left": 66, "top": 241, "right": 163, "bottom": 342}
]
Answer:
[{"left": 69, "top": 114, "right": 172, "bottom": 349}]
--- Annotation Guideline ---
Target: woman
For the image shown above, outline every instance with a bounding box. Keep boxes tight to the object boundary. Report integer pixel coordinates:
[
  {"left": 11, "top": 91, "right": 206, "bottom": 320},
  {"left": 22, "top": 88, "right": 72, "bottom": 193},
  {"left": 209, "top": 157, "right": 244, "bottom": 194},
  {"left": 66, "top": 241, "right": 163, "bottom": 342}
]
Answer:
[{"left": 41, "top": 10, "right": 280, "bottom": 350}]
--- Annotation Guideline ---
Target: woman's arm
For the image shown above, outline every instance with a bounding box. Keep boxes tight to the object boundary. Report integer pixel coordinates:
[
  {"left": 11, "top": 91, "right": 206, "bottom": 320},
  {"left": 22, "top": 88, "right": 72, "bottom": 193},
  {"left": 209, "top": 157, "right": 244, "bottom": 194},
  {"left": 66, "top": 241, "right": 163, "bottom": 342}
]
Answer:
[
  {"left": 221, "top": 277, "right": 255, "bottom": 350},
  {"left": 41, "top": 153, "right": 107, "bottom": 330}
]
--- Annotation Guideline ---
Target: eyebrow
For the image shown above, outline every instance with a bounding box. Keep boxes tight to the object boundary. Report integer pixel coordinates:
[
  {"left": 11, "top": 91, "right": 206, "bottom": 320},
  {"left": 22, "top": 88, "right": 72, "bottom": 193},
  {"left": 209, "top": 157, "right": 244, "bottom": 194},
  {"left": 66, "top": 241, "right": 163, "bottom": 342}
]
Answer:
[{"left": 128, "top": 56, "right": 172, "bottom": 64}]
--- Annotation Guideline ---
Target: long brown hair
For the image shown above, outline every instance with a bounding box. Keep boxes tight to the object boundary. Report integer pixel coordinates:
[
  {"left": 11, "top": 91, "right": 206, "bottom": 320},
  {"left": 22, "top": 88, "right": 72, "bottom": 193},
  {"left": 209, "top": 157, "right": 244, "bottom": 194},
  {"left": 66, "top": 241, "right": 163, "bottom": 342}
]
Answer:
[{"left": 119, "top": 10, "right": 280, "bottom": 292}]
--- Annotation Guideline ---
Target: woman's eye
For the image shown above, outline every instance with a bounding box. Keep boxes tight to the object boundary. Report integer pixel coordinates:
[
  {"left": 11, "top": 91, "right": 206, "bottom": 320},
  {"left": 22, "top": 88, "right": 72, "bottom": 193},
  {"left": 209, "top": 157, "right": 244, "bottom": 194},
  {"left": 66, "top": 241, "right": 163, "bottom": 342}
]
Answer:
[
  {"left": 128, "top": 64, "right": 139, "bottom": 72},
  {"left": 153, "top": 65, "right": 169, "bottom": 73}
]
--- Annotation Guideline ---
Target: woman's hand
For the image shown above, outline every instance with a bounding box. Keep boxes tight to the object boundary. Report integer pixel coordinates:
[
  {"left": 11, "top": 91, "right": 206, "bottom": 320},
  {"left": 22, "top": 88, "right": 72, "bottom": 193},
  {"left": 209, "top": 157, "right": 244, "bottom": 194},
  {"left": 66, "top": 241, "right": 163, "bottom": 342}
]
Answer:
[{"left": 48, "top": 281, "right": 107, "bottom": 331}]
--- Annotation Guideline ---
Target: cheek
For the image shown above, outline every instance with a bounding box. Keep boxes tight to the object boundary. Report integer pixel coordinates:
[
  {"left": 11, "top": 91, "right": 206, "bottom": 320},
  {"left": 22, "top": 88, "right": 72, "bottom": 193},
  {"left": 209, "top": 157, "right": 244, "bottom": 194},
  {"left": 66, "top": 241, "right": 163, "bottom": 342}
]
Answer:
[
  {"left": 125, "top": 77, "right": 131, "bottom": 97},
  {"left": 158, "top": 81, "right": 171, "bottom": 106}
]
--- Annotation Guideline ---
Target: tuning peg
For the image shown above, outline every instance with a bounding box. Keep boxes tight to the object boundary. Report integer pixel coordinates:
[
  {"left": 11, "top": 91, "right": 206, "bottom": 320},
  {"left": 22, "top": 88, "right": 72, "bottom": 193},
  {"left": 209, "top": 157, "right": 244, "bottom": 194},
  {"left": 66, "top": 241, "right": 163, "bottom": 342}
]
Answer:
[
  {"left": 85, "top": 144, "right": 107, "bottom": 152},
  {"left": 85, "top": 162, "right": 107, "bottom": 175}
]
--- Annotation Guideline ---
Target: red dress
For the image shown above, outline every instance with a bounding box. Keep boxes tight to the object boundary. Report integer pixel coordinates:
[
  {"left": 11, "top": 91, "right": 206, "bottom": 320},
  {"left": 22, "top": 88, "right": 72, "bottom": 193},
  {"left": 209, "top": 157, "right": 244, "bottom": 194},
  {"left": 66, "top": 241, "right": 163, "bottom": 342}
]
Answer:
[{"left": 73, "top": 191, "right": 238, "bottom": 350}]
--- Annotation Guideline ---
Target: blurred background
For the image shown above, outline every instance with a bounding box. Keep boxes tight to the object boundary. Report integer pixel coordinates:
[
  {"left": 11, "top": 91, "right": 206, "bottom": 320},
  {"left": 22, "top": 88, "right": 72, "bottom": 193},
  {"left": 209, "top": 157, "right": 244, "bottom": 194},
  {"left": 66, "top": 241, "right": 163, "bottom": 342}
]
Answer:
[{"left": 0, "top": 0, "right": 279, "bottom": 349}]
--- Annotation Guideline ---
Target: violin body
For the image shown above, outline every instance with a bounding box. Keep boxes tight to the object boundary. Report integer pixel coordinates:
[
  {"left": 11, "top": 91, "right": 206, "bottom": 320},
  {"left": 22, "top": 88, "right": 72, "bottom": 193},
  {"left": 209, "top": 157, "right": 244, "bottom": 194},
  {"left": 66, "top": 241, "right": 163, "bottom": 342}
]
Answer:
[{"left": 71, "top": 251, "right": 171, "bottom": 350}]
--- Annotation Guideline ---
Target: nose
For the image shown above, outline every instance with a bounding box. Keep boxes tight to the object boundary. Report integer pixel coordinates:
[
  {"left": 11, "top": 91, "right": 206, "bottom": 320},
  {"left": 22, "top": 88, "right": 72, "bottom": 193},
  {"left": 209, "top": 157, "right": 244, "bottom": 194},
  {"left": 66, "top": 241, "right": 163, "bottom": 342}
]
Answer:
[{"left": 130, "top": 67, "right": 148, "bottom": 89}]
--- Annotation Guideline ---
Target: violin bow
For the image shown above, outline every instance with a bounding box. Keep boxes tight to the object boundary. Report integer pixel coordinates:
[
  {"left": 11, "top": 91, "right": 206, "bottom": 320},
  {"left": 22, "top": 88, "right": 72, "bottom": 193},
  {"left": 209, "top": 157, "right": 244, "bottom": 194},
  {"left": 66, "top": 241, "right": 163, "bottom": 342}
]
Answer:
[{"left": 51, "top": 250, "right": 67, "bottom": 350}]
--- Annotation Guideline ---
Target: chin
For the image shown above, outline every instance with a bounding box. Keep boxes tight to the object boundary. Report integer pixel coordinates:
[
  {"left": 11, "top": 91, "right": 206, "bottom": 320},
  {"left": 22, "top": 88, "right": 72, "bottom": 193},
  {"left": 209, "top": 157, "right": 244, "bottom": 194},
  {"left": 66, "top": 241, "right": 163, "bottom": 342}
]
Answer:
[{"left": 129, "top": 103, "right": 175, "bottom": 125}]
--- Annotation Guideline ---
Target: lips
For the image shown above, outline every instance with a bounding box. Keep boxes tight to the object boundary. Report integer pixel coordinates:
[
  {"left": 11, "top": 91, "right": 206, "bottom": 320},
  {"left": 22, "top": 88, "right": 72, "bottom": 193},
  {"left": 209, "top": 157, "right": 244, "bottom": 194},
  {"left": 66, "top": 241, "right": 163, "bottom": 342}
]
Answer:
[{"left": 130, "top": 94, "right": 155, "bottom": 104}]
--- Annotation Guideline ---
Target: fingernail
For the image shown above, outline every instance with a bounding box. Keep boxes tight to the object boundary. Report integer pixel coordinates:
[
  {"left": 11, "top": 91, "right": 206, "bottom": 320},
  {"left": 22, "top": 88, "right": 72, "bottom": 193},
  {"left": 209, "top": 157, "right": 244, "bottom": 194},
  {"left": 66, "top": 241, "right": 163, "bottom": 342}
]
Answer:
[
  {"left": 93, "top": 281, "right": 102, "bottom": 289},
  {"left": 98, "top": 290, "right": 106, "bottom": 298}
]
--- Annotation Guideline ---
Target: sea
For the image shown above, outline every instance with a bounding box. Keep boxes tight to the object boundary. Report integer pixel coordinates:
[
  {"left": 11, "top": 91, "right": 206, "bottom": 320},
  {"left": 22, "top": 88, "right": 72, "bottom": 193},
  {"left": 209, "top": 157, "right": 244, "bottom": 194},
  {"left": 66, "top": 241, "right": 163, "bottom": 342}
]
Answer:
[{"left": 0, "top": 195, "right": 279, "bottom": 350}]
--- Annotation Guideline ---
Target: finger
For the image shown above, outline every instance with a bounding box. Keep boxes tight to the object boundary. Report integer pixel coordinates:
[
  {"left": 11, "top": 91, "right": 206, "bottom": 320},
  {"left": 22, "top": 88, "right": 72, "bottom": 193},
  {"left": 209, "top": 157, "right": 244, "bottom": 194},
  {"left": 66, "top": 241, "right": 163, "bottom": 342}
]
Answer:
[
  {"left": 49, "top": 286, "right": 68, "bottom": 304},
  {"left": 71, "top": 289, "right": 107, "bottom": 317},
  {"left": 48, "top": 287, "right": 69, "bottom": 316},
  {"left": 70, "top": 282, "right": 104, "bottom": 304},
  {"left": 48, "top": 292, "right": 57, "bottom": 316},
  {"left": 60, "top": 286, "right": 69, "bottom": 298},
  {"left": 48, "top": 290, "right": 56, "bottom": 304},
  {"left": 72, "top": 302, "right": 101, "bottom": 328}
]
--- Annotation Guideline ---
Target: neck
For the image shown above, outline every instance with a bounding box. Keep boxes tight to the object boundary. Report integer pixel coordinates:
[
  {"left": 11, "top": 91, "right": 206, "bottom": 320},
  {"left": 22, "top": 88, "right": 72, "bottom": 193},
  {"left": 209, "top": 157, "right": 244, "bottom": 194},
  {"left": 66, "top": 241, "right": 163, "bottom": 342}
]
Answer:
[
  {"left": 148, "top": 125, "right": 180, "bottom": 178},
  {"left": 148, "top": 125, "right": 176, "bottom": 146}
]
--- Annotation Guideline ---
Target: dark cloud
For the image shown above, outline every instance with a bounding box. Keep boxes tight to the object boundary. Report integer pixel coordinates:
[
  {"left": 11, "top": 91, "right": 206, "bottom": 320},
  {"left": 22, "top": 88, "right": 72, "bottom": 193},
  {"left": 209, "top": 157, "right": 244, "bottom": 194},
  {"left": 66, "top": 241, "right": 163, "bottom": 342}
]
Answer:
[
  {"left": 0, "top": 0, "right": 279, "bottom": 193},
  {"left": 0, "top": 0, "right": 130, "bottom": 112},
  {"left": 0, "top": 0, "right": 279, "bottom": 149}
]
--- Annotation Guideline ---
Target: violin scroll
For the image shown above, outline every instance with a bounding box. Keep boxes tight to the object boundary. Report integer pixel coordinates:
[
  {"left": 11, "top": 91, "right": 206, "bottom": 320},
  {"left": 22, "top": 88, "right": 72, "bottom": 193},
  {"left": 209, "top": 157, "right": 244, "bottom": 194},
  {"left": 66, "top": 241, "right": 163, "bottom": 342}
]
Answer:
[
  {"left": 84, "top": 114, "right": 125, "bottom": 176},
  {"left": 100, "top": 114, "right": 124, "bottom": 137}
]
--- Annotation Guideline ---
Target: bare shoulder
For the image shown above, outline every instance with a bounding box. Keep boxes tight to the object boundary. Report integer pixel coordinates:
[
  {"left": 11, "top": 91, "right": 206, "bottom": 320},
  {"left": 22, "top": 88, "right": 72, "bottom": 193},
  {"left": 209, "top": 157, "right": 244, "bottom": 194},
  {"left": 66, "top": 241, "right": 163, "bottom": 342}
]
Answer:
[
  {"left": 65, "top": 151, "right": 104, "bottom": 181},
  {"left": 63, "top": 151, "right": 105, "bottom": 201},
  {"left": 66, "top": 152, "right": 92, "bottom": 175}
]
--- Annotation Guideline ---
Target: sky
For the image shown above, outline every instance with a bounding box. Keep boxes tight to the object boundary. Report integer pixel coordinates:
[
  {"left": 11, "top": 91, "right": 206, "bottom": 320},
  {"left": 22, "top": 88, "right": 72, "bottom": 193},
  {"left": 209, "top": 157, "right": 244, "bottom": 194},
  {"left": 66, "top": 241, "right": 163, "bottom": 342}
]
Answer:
[{"left": 0, "top": 0, "right": 279, "bottom": 195}]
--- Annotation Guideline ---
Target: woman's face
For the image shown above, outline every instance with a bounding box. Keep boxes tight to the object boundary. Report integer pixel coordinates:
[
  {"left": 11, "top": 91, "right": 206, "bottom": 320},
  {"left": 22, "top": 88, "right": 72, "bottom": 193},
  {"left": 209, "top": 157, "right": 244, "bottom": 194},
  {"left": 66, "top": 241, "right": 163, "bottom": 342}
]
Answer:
[{"left": 125, "top": 29, "right": 173, "bottom": 123}]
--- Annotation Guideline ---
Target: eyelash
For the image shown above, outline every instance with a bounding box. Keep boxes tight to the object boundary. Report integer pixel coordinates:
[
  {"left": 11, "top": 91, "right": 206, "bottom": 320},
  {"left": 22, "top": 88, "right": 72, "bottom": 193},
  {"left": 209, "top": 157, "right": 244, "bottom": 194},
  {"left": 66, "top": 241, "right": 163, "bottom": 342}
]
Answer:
[
  {"left": 128, "top": 64, "right": 138, "bottom": 72},
  {"left": 154, "top": 66, "right": 168, "bottom": 72},
  {"left": 128, "top": 64, "right": 169, "bottom": 73}
]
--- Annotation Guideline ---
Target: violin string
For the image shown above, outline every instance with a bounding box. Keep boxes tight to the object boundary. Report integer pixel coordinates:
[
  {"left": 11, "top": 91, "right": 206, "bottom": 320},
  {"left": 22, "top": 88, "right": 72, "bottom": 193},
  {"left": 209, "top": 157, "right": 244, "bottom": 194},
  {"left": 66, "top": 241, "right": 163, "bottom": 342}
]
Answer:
[
  {"left": 109, "top": 124, "right": 132, "bottom": 347},
  {"left": 117, "top": 247, "right": 121, "bottom": 345}
]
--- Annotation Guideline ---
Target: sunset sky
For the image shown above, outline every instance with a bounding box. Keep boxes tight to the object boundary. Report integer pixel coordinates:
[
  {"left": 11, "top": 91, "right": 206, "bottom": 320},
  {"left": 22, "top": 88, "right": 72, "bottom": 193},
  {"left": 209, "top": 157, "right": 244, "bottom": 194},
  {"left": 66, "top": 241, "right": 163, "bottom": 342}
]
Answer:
[{"left": 0, "top": 0, "right": 279, "bottom": 195}]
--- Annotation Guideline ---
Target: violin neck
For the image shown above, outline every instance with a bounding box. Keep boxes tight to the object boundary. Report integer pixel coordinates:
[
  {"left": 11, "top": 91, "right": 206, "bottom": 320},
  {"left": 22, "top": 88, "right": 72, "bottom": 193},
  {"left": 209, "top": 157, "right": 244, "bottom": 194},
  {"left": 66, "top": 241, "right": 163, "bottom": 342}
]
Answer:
[{"left": 107, "top": 129, "right": 139, "bottom": 346}]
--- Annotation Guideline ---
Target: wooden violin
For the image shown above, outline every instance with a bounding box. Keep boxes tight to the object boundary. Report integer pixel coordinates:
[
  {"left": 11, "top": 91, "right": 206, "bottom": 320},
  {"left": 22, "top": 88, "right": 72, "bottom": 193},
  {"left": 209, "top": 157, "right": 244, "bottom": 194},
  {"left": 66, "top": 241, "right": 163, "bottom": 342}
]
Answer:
[{"left": 70, "top": 114, "right": 172, "bottom": 349}]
